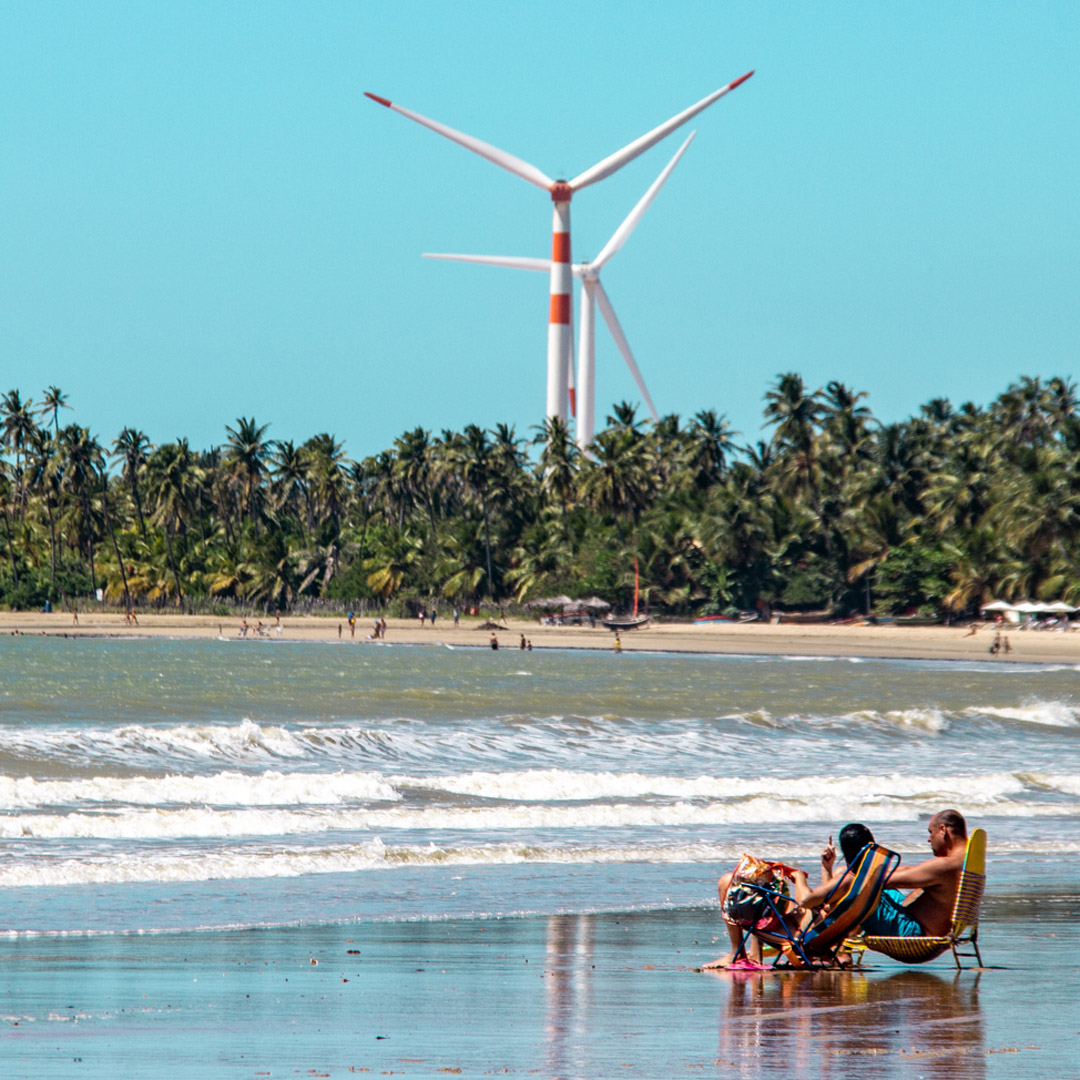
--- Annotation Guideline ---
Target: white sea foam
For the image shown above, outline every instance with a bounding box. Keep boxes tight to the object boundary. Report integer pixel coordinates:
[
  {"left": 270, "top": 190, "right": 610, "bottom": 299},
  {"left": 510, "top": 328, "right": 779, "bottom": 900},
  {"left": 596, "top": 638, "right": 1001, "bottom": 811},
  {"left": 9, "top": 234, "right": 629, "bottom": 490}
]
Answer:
[
  {"left": 0, "top": 770, "right": 400, "bottom": 810},
  {"left": 1, "top": 833, "right": 1079, "bottom": 890},
  {"left": 0, "top": 718, "right": 402, "bottom": 766},
  {"left": 967, "top": 703, "right": 1080, "bottom": 728},
  {"left": 0, "top": 767, "right": 1037, "bottom": 812},
  {"left": 840, "top": 709, "right": 949, "bottom": 733},
  {"left": 0, "top": 774, "right": 1070, "bottom": 841},
  {"left": 398, "top": 769, "right": 1026, "bottom": 804}
]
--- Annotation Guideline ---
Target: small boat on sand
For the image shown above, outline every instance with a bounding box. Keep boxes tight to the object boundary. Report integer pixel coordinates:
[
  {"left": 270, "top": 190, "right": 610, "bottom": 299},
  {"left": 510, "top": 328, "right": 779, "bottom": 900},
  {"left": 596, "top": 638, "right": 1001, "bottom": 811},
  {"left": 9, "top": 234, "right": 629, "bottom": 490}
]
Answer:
[{"left": 602, "top": 614, "right": 651, "bottom": 631}]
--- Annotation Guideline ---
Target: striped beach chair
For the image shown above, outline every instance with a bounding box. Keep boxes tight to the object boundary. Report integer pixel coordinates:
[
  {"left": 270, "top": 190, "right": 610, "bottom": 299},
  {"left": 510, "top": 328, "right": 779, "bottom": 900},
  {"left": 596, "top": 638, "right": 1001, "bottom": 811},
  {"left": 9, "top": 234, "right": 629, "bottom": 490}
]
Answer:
[
  {"left": 863, "top": 828, "right": 986, "bottom": 969},
  {"left": 740, "top": 843, "right": 901, "bottom": 970}
]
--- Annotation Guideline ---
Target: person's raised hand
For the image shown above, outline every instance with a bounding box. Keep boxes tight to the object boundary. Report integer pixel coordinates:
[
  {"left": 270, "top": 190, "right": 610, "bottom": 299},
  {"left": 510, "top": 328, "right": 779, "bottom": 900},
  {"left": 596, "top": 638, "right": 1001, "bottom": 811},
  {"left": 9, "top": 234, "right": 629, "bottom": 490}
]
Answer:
[{"left": 821, "top": 835, "right": 836, "bottom": 873}]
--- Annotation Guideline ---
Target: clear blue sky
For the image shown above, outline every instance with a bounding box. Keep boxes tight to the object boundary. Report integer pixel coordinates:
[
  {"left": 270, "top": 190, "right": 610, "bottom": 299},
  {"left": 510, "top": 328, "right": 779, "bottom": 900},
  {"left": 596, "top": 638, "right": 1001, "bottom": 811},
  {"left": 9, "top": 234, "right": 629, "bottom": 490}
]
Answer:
[{"left": 2, "top": 1, "right": 1078, "bottom": 459}]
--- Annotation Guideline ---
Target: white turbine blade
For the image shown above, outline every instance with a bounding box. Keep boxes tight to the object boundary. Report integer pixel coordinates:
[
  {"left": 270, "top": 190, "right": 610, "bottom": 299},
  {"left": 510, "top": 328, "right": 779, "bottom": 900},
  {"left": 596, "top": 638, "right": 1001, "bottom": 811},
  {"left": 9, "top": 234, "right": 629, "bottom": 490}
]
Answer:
[
  {"left": 592, "top": 132, "right": 695, "bottom": 271},
  {"left": 422, "top": 253, "right": 552, "bottom": 272},
  {"left": 568, "top": 71, "right": 753, "bottom": 192},
  {"left": 593, "top": 280, "right": 659, "bottom": 421},
  {"left": 366, "top": 92, "right": 555, "bottom": 191}
]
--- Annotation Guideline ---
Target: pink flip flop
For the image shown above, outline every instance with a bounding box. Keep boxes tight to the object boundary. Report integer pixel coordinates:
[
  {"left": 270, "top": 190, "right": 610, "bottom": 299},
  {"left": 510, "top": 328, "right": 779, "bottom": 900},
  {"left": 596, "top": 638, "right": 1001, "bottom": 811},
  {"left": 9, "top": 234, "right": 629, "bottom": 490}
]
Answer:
[{"left": 728, "top": 957, "right": 771, "bottom": 972}]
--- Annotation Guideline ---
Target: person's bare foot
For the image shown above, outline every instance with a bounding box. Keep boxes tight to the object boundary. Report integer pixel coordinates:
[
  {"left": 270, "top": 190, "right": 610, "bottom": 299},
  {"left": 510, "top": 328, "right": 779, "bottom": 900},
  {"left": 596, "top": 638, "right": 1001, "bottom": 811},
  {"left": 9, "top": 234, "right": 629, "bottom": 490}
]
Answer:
[{"left": 702, "top": 953, "right": 737, "bottom": 970}]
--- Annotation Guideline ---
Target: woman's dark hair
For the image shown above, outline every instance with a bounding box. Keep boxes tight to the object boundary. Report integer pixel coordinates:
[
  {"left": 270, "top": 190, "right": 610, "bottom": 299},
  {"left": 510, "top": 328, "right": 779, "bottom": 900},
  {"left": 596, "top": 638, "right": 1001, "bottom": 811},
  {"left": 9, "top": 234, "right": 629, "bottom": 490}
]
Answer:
[{"left": 839, "top": 823, "right": 875, "bottom": 866}]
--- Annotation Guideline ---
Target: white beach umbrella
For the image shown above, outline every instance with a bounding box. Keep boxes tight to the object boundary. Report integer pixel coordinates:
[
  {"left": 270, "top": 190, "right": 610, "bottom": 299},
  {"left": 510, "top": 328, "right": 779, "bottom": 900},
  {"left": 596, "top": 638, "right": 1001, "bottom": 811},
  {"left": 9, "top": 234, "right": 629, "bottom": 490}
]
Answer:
[
  {"left": 1045, "top": 601, "right": 1077, "bottom": 612},
  {"left": 979, "top": 600, "right": 1012, "bottom": 611}
]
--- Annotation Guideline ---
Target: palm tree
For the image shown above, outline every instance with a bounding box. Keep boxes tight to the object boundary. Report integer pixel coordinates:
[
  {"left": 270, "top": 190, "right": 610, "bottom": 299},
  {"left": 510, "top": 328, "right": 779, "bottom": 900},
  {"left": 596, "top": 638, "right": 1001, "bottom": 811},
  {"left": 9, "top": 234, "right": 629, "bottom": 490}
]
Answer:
[
  {"left": 58, "top": 424, "right": 104, "bottom": 595},
  {"left": 112, "top": 428, "right": 151, "bottom": 540},
  {"left": 303, "top": 433, "right": 349, "bottom": 535},
  {"left": 39, "top": 386, "right": 71, "bottom": 437},
  {"left": 271, "top": 440, "right": 312, "bottom": 535},
  {"left": 536, "top": 417, "right": 579, "bottom": 521},
  {"left": 579, "top": 426, "right": 651, "bottom": 543},
  {"left": 145, "top": 440, "right": 199, "bottom": 608},
  {"left": 364, "top": 528, "right": 422, "bottom": 598},
  {"left": 686, "top": 409, "right": 737, "bottom": 489},
  {"left": 1, "top": 389, "right": 38, "bottom": 518},
  {"left": 225, "top": 417, "right": 272, "bottom": 533},
  {"left": 392, "top": 427, "right": 437, "bottom": 537},
  {"left": 456, "top": 425, "right": 497, "bottom": 598}
]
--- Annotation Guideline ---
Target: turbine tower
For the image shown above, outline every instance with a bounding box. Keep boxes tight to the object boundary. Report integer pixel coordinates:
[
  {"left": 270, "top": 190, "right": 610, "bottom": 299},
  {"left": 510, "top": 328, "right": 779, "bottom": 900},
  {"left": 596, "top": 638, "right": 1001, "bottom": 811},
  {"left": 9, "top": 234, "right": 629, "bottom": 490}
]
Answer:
[
  {"left": 423, "top": 133, "right": 696, "bottom": 450},
  {"left": 365, "top": 73, "right": 753, "bottom": 425}
]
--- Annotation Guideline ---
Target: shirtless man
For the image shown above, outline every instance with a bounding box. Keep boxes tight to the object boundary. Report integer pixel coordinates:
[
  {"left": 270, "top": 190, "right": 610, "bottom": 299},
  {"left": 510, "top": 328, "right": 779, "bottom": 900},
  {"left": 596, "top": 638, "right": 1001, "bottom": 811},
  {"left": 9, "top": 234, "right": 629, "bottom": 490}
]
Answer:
[{"left": 860, "top": 809, "right": 968, "bottom": 938}]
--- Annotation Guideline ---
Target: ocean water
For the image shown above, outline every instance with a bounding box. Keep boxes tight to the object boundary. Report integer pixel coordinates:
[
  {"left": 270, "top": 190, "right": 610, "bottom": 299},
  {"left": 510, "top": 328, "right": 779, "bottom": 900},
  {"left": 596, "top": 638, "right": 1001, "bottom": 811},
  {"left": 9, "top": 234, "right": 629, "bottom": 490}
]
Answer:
[
  {"left": 1, "top": 637, "right": 1079, "bottom": 932},
  {"left": 3, "top": 638, "right": 1080, "bottom": 1078}
]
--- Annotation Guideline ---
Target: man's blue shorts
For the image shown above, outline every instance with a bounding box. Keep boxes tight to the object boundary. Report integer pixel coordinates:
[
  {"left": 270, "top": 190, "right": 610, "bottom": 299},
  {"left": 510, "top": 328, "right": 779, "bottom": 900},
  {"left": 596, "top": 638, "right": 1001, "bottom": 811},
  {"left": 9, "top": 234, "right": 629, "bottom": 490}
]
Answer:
[{"left": 860, "top": 889, "right": 924, "bottom": 938}]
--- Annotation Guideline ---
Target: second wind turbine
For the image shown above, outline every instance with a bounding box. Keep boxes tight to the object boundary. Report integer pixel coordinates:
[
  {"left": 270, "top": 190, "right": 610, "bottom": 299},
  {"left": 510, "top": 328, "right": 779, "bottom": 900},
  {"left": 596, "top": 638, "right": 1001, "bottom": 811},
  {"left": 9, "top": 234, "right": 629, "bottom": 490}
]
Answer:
[
  {"left": 365, "top": 72, "right": 753, "bottom": 426},
  {"left": 424, "top": 133, "right": 696, "bottom": 451}
]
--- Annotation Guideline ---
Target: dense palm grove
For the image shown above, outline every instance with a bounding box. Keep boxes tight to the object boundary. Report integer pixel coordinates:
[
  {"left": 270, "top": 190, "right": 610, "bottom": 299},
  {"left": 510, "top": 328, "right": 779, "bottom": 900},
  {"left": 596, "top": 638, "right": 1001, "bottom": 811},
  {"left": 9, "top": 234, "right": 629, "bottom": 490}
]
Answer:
[{"left": 1, "top": 374, "right": 1078, "bottom": 617}]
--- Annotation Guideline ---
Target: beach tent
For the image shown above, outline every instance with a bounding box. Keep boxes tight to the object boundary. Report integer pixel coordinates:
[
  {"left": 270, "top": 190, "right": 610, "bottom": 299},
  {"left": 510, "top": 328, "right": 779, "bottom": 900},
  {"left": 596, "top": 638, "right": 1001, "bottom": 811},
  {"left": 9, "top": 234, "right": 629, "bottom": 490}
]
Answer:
[
  {"left": 1044, "top": 601, "right": 1077, "bottom": 613},
  {"left": 979, "top": 600, "right": 1011, "bottom": 612}
]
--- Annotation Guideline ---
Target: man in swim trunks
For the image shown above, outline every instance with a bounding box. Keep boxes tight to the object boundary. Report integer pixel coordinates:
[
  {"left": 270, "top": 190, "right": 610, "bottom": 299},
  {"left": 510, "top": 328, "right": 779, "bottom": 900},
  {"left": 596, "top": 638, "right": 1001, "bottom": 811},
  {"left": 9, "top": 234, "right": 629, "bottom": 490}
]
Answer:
[{"left": 859, "top": 809, "right": 968, "bottom": 938}]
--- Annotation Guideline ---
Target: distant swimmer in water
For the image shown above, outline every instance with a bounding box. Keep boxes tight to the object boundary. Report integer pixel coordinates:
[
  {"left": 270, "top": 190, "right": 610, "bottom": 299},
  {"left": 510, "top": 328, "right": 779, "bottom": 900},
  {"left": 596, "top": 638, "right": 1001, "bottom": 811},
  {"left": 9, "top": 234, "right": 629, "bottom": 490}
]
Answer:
[
  {"left": 526, "top": 639, "right": 533, "bottom": 651},
  {"left": 490, "top": 633, "right": 499, "bottom": 651},
  {"left": 520, "top": 634, "right": 527, "bottom": 650}
]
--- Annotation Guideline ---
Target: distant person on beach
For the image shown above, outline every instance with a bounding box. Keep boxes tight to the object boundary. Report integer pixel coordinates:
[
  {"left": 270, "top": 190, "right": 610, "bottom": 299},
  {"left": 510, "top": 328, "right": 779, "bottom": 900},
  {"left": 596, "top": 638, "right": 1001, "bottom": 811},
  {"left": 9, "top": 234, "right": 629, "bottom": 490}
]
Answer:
[
  {"left": 338, "top": 623, "right": 342, "bottom": 639},
  {"left": 520, "top": 634, "right": 527, "bottom": 650},
  {"left": 613, "top": 632, "right": 622, "bottom": 653},
  {"left": 989, "top": 630, "right": 1002, "bottom": 655},
  {"left": 380, "top": 617, "right": 388, "bottom": 639},
  {"left": 348, "top": 612, "right": 356, "bottom": 638},
  {"left": 430, "top": 610, "right": 436, "bottom": 626},
  {"left": 453, "top": 608, "right": 460, "bottom": 628},
  {"left": 490, "top": 633, "right": 499, "bottom": 650},
  {"left": 72, "top": 607, "right": 78, "bottom": 626},
  {"left": 239, "top": 619, "right": 248, "bottom": 638}
]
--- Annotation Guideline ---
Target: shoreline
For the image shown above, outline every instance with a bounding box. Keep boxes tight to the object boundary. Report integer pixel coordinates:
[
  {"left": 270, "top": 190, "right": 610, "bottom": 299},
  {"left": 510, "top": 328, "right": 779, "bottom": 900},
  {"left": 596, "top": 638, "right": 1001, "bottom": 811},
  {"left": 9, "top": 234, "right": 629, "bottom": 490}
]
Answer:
[{"left": 2, "top": 610, "right": 1074, "bottom": 664}]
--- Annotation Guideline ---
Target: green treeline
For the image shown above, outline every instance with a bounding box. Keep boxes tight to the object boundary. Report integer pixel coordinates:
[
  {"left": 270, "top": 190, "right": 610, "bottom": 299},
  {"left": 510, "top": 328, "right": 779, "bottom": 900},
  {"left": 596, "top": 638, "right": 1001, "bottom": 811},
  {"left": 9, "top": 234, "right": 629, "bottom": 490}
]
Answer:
[{"left": 1, "top": 374, "right": 1077, "bottom": 617}]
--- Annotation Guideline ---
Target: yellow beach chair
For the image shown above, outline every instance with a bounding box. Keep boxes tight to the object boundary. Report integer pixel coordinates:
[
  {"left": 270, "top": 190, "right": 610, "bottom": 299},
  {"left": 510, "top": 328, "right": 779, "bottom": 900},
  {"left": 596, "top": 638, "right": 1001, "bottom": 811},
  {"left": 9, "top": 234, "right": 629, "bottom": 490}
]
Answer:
[{"left": 863, "top": 827, "right": 986, "bottom": 969}]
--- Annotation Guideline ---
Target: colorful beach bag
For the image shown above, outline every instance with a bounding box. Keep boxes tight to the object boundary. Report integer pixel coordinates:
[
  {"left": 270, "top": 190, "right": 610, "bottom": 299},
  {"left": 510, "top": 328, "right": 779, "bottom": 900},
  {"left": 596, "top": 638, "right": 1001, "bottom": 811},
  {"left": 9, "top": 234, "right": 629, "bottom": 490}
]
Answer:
[{"left": 722, "top": 854, "right": 798, "bottom": 932}]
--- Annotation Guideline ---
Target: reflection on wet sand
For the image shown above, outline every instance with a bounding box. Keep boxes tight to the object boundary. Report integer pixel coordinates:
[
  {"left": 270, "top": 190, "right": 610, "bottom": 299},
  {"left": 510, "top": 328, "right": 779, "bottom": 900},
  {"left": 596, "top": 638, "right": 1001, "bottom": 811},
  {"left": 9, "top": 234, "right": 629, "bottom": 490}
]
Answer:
[
  {"left": 544, "top": 914, "right": 595, "bottom": 1080},
  {"left": 717, "top": 969, "right": 984, "bottom": 1078}
]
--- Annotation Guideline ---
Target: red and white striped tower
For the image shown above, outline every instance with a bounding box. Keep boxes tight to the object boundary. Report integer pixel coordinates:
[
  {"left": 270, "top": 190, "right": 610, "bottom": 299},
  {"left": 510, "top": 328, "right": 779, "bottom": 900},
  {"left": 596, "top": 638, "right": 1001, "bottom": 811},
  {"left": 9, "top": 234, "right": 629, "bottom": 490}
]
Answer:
[
  {"left": 548, "top": 185, "right": 573, "bottom": 422},
  {"left": 366, "top": 72, "right": 753, "bottom": 431}
]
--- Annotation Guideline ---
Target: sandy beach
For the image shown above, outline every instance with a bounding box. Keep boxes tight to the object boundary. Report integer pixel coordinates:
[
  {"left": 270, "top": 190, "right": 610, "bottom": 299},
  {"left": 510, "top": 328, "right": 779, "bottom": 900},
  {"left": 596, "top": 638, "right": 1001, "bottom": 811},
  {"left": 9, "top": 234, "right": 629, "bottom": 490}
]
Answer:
[
  {"left": 1, "top": 898, "right": 1068, "bottom": 1079},
  {"left": 3, "top": 609, "right": 1075, "bottom": 665}
]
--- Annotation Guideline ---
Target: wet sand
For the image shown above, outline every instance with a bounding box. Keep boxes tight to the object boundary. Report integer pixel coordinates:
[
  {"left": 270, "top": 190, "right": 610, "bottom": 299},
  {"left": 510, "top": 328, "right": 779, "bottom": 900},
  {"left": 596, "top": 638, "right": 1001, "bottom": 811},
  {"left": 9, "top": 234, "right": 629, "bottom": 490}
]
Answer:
[
  {"left": 1, "top": 900, "right": 1069, "bottom": 1079},
  {"left": 2, "top": 610, "right": 1074, "bottom": 664}
]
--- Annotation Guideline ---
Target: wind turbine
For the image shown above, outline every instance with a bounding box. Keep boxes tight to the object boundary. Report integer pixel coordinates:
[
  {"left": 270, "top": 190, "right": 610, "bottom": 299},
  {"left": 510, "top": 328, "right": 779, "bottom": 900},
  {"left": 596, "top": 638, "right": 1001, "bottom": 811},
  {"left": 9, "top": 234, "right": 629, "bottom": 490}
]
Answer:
[
  {"left": 365, "top": 73, "right": 753, "bottom": 425},
  {"left": 422, "top": 132, "right": 696, "bottom": 450}
]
